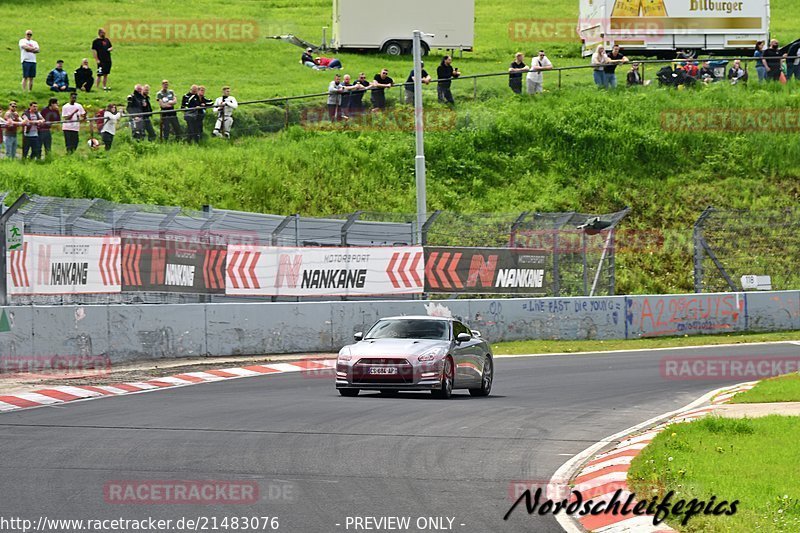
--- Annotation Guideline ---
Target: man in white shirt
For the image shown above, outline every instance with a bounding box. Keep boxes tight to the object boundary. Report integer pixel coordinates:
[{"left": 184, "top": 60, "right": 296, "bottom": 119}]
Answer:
[
  {"left": 526, "top": 50, "right": 553, "bottom": 94},
  {"left": 19, "top": 30, "right": 40, "bottom": 91},
  {"left": 61, "top": 92, "right": 86, "bottom": 153},
  {"left": 212, "top": 86, "right": 238, "bottom": 138}
]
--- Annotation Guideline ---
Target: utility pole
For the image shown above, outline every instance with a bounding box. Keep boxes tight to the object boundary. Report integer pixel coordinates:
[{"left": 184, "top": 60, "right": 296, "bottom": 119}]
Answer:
[{"left": 412, "top": 30, "right": 427, "bottom": 245}]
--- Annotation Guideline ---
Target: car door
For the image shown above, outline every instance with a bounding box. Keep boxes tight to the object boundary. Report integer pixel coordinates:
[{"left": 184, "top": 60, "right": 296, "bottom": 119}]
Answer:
[{"left": 452, "top": 321, "right": 481, "bottom": 386}]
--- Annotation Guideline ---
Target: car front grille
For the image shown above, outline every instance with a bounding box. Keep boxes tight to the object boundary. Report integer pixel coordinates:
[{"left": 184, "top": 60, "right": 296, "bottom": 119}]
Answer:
[{"left": 353, "top": 358, "right": 413, "bottom": 384}]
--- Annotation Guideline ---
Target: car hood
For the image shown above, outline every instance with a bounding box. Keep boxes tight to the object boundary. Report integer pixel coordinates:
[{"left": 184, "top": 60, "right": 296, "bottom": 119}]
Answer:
[{"left": 345, "top": 338, "right": 450, "bottom": 357}]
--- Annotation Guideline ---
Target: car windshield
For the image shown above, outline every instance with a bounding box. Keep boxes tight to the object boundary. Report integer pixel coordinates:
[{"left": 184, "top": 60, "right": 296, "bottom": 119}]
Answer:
[{"left": 365, "top": 319, "right": 450, "bottom": 341}]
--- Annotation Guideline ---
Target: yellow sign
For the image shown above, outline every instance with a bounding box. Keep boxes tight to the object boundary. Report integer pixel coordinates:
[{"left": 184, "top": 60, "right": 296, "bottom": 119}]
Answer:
[{"left": 612, "top": 0, "right": 668, "bottom": 17}]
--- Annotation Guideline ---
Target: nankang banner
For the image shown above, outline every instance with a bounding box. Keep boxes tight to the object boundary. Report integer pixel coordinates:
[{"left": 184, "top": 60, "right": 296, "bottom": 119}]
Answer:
[
  {"left": 7, "top": 235, "right": 121, "bottom": 295},
  {"left": 121, "top": 238, "right": 227, "bottom": 294},
  {"left": 225, "top": 246, "right": 424, "bottom": 297},
  {"left": 424, "top": 247, "right": 548, "bottom": 295}
]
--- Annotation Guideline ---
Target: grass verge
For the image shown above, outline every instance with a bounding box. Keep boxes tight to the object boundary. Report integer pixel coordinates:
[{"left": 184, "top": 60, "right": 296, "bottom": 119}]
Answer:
[
  {"left": 627, "top": 415, "right": 800, "bottom": 532},
  {"left": 492, "top": 330, "right": 800, "bottom": 355},
  {"left": 730, "top": 373, "right": 800, "bottom": 404}
]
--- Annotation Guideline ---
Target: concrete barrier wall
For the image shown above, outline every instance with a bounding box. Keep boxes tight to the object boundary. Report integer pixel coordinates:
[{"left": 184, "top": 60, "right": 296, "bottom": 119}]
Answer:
[{"left": 0, "top": 291, "right": 797, "bottom": 362}]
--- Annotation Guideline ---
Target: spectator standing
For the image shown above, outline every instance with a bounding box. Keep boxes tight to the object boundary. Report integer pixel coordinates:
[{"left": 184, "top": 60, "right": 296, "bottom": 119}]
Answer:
[
  {"left": 126, "top": 85, "right": 146, "bottom": 140},
  {"left": 21, "top": 102, "right": 44, "bottom": 160},
  {"left": 156, "top": 80, "right": 181, "bottom": 141},
  {"left": 39, "top": 98, "right": 60, "bottom": 156},
  {"left": 527, "top": 50, "right": 553, "bottom": 94},
  {"left": 74, "top": 58, "right": 94, "bottom": 92},
  {"left": 728, "top": 59, "right": 748, "bottom": 85},
  {"left": 340, "top": 75, "right": 353, "bottom": 119},
  {"left": 604, "top": 45, "right": 628, "bottom": 88},
  {"left": 182, "top": 85, "right": 199, "bottom": 142},
  {"left": 404, "top": 61, "right": 431, "bottom": 104},
  {"left": 46, "top": 60, "right": 74, "bottom": 92},
  {"left": 763, "top": 39, "right": 786, "bottom": 82},
  {"left": 327, "top": 74, "right": 345, "bottom": 122},
  {"left": 19, "top": 30, "right": 40, "bottom": 92},
  {"left": 188, "top": 86, "right": 213, "bottom": 143},
  {"left": 142, "top": 85, "right": 157, "bottom": 141},
  {"left": 508, "top": 53, "right": 528, "bottom": 94},
  {"left": 61, "top": 92, "right": 85, "bottom": 154},
  {"left": 100, "top": 103, "right": 123, "bottom": 151},
  {"left": 212, "top": 86, "right": 238, "bottom": 138},
  {"left": 436, "top": 56, "right": 459, "bottom": 104},
  {"left": 3, "top": 102, "right": 22, "bottom": 160},
  {"left": 754, "top": 41, "right": 766, "bottom": 82},
  {"left": 348, "top": 73, "right": 370, "bottom": 117},
  {"left": 370, "top": 68, "right": 394, "bottom": 111},
  {"left": 591, "top": 45, "right": 610, "bottom": 88},
  {"left": 92, "top": 28, "right": 114, "bottom": 91}
]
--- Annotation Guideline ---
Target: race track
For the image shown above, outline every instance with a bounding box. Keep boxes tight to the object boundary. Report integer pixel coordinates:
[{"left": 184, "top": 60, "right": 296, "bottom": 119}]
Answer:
[{"left": 1, "top": 342, "right": 796, "bottom": 533}]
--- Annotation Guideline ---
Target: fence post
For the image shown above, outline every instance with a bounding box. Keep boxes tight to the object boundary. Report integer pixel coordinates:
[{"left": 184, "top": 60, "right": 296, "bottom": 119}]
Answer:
[
  {"left": 473, "top": 77, "right": 477, "bottom": 100},
  {"left": 693, "top": 206, "right": 714, "bottom": 293},
  {"left": 509, "top": 211, "right": 529, "bottom": 248},
  {"left": 341, "top": 211, "right": 363, "bottom": 247},
  {"left": 421, "top": 210, "right": 442, "bottom": 246},
  {"left": 558, "top": 70, "right": 562, "bottom": 89},
  {"left": 284, "top": 99, "right": 290, "bottom": 129}
]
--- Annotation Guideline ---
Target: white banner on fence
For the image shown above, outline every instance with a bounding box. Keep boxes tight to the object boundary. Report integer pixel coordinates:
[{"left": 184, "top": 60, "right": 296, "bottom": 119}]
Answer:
[
  {"left": 225, "top": 246, "right": 424, "bottom": 297},
  {"left": 7, "top": 235, "right": 122, "bottom": 295}
]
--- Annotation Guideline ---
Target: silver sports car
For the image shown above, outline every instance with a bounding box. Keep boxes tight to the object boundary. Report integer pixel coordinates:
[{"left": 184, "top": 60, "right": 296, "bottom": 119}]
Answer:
[{"left": 335, "top": 316, "right": 494, "bottom": 399}]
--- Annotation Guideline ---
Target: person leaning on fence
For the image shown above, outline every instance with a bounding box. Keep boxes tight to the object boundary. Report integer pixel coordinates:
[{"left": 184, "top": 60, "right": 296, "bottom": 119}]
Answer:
[
  {"left": 2, "top": 101, "right": 22, "bottom": 159},
  {"left": 213, "top": 86, "right": 238, "bottom": 138},
  {"left": 157, "top": 80, "right": 181, "bottom": 141},
  {"left": 39, "top": 98, "right": 60, "bottom": 156},
  {"left": 370, "top": 68, "right": 394, "bottom": 112},
  {"left": 100, "top": 103, "right": 123, "bottom": 151},
  {"left": 404, "top": 61, "right": 431, "bottom": 104},
  {"left": 436, "top": 56, "right": 459, "bottom": 105},
  {"left": 763, "top": 39, "right": 787, "bottom": 82},
  {"left": 141, "top": 85, "right": 157, "bottom": 141},
  {"left": 21, "top": 101, "right": 44, "bottom": 160},
  {"left": 61, "top": 92, "right": 85, "bottom": 154},
  {"left": 348, "top": 72, "right": 370, "bottom": 117},
  {"left": 192, "top": 86, "right": 214, "bottom": 142},
  {"left": 126, "top": 84, "right": 146, "bottom": 140},
  {"left": 182, "top": 85, "right": 199, "bottom": 142},
  {"left": 753, "top": 41, "right": 766, "bottom": 82},
  {"left": 603, "top": 45, "right": 628, "bottom": 89},
  {"left": 327, "top": 74, "right": 345, "bottom": 122},
  {"left": 46, "top": 60, "right": 74, "bottom": 92},
  {"left": 74, "top": 58, "right": 94, "bottom": 92},
  {"left": 591, "top": 45, "right": 610, "bottom": 88},
  {"left": 727, "top": 59, "right": 748, "bottom": 85},
  {"left": 508, "top": 53, "right": 528, "bottom": 94},
  {"left": 527, "top": 50, "right": 553, "bottom": 94}
]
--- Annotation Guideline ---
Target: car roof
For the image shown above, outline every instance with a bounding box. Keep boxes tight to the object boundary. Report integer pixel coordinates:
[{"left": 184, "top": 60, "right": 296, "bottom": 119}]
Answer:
[{"left": 380, "top": 315, "right": 454, "bottom": 322}]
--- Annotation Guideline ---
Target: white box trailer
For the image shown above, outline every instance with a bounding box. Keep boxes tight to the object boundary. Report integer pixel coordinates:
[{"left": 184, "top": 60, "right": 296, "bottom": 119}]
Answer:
[
  {"left": 578, "top": 0, "right": 770, "bottom": 57},
  {"left": 332, "top": 0, "right": 474, "bottom": 55}
]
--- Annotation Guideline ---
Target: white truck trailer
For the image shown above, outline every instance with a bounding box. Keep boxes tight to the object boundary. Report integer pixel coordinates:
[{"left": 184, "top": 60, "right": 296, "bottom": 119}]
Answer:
[
  {"left": 331, "top": 0, "right": 474, "bottom": 55},
  {"left": 578, "top": 0, "right": 770, "bottom": 57}
]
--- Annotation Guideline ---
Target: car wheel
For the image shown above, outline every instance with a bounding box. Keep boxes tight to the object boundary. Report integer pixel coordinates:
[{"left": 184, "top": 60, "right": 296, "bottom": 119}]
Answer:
[
  {"left": 432, "top": 357, "right": 454, "bottom": 399},
  {"left": 339, "top": 388, "right": 359, "bottom": 397},
  {"left": 383, "top": 40, "right": 404, "bottom": 56},
  {"left": 469, "top": 356, "right": 493, "bottom": 397}
]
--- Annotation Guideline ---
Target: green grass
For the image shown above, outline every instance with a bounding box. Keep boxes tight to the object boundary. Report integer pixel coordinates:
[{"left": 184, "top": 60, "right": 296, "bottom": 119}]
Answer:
[
  {"left": 730, "top": 373, "right": 800, "bottom": 404},
  {"left": 2, "top": 0, "right": 800, "bottom": 294},
  {"left": 627, "top": 416, "right": 800, "bottom": 532},
  {"left": 492, "top": 330, "right": 800, "bottom": 355}
]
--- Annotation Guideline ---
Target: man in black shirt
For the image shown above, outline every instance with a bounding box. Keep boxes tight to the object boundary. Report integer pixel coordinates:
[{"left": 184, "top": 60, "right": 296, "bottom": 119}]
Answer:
[
  {"left": 762, "top": 39, "right": 786, "bottom": 82},
  {"left": 404, "top": 61, "right": 431, "bottom": 104},
  {"left": 91, "top": 28, "right": 113, "bottom": 91},
  {"left": 508, "top": 52, "right": 528, "bottom": 94},
  {"left": 142, "top": 84, "right": 157, "bottom": 141},
  {"left": 74, "top": 58, "right": 94, "bottom": 92},
  {"left": 603, "top": 45, "right": 628, "bottom": 89},
  {"left": 182, "top": 85, "right": 199, "bottom": 142},
  {"left": 371, "top": 68, "right": 394, "bottom": 111},
  {"left": 301, "top": 47, "right": 315, "bottom": 68},
  {"left": 436, "top": 55, "right": 460, "bottom": 104},
  {"left": 126, "top": 84, "right": 146, "bottom": 140},
  {"left": 348, "top": 72, "right": 370, "bottom": 118}
]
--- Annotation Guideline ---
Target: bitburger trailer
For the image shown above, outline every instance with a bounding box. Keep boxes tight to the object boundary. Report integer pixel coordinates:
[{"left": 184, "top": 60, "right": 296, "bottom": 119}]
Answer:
[{"left": 578, "top": 0, "right": 770, "bottom": 57}]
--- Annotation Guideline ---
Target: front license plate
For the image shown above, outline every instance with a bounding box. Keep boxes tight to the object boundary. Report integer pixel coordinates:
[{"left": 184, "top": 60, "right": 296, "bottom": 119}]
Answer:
[{"left": 369, "top": 367, "right": 398, "bottom": 375}]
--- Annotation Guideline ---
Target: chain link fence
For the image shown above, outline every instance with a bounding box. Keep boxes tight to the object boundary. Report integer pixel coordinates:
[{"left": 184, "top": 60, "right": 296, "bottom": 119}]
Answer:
[{"left": 694, "top": 207, "right": 800, "bottom": 293}]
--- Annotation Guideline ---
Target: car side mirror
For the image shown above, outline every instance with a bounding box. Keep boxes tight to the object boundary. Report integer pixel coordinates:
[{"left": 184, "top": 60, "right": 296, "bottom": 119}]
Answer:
[
  {"left": 470, "top": 329, "right": 481, "bottom": 338},
  {"left": 354, "top": 332, "right": 364, "bottom": 342},
  {"left": 456, "top": 332, "right": 471, "bottom": 343}
]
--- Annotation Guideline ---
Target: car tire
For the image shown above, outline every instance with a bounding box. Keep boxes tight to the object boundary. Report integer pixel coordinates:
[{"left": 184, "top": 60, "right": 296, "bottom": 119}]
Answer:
[
  {"left": 383, "top": 41, "right": 404, "bottom": 56},
  {"left": 432, "top": 357, "right": 454, "bottom": 399},
  {"left": 339, "top": 388, "right": 359, "bottom": 397},
  {"left": 469, "top": 356, "right": 493, "bottom": 397}
]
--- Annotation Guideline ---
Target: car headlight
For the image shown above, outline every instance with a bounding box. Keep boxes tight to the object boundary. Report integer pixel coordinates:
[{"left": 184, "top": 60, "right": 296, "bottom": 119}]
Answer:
[
  {"left": 338, "top": 349, "right": 352, "bottom": 362},
  {"left": 418, "top": 346, "right": 448, "bottom": 362}
]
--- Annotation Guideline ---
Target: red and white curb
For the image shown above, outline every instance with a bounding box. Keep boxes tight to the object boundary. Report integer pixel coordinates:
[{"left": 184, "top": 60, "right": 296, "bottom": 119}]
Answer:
[
  {"left": 0, "top": 359, "right": 336, "bottom": 413},
  {"left": 554, "top": 381, "right": 757, "bottom": 533}
]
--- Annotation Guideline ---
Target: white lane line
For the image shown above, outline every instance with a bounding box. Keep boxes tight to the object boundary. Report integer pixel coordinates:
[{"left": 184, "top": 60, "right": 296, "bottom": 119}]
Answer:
[{"left": 497, "top": 340, "right": 800, "bottom": 359}]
